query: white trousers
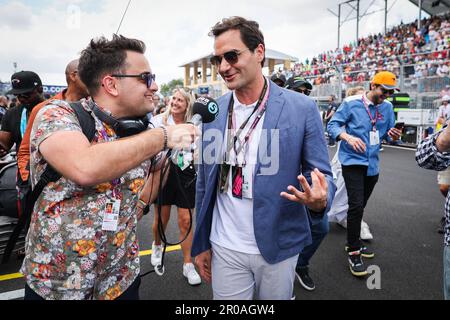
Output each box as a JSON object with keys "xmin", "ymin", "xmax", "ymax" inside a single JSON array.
[{"xmin": 211, "ymin": 242, "xmax": 298, "ymax": 300}]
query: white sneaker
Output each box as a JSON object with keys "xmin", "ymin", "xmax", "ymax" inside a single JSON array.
[
  {"xmin": 183, "ymin": 263, "xmax": 201, "ymax": 286},
  {"xmin": 337, "ymin": 219, "xmax": 347, "ymax": 229},
  {"xmin": 151, "ymin": 241, "xmax": 163, "ymax": 267},
  {"xmin": 360, "ymin": 220, "xmax": 373, "ymax": 240}
]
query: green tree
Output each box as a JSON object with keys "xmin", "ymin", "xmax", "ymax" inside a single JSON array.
[{"xmin": 160, "ymin": 78, "xmax": 184, "ymax": 97}]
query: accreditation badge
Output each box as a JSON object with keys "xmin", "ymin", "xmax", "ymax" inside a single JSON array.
[
  {"xmin": 370, "ymin": 130, "xmax": 380, "ymax": 146},
  {"xmin": 101, "ymin": 199, "xmax": 121, "ymax": 232},
  {"xmin": 231, "ymin": 165, "xmax": 243, "ymax": 199}
]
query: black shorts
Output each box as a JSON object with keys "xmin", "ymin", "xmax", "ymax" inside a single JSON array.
[{"xmin": 155, "ymin": 162, "xmax": 196, "ymax": 209}]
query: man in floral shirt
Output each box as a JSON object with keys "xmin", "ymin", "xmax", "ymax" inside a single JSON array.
[
  {"xmin": 21, "ymin": 35, "xmax": 196, "ymax": 300},
  {"xmin": 416, "ymin": 125, "xmax": 450, "ymax": 300}
]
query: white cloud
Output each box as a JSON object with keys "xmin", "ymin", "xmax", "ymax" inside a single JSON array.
[
  {"xmin": 0, "ymin": 1, "xmax": 34, "ymax": 29},
  {"xmin": 0, "ymin": 0, "xmax": 424, "ymax": 86}
]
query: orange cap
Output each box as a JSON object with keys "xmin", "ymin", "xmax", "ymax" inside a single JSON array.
[{"xmin": 371, "ymin": 71, "xmax": 399, "ymax": 90}]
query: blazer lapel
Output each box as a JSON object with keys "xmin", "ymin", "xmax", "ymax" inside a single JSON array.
[
  {"xmin": 255, "ymin": 82, "xmax": 286, "ymax": 175},
  {"xmin": 205, "ymin": 92, "xmax": 231, "ymax": 182}
]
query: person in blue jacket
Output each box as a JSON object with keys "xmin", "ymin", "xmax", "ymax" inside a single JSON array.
[
  {"xmin": 192, "ymin": 16, "xmax": 336, "ymax": 300},
  {"xmin": 327, "ymin": 71, "xmax": 402, "ymax": 277}
]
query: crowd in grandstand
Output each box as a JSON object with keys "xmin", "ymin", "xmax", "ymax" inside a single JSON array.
[{"xmin": 277, "ymin": 13, "xmax": 450, "ymax": 86}]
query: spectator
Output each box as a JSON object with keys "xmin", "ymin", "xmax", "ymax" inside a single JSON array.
[
  {"xmin": 17, "ymin": 59, "xmax": 89, "ymax": 184},
  {"xmin": 285, "ymin": 76, "xmax": 330, "ymax": 292},
  {"xmin": 0, "ymin": 96, "xmax": 7, "ymax": 124},
  {"xmin": 271, "ymin": 73, "xmax": 286, "ymax": 87},
  {"xmin": 327, "ymin": 71, "xmax": 402, "ymax": 277},
  {"xmin": 0, "ymin": 71, "xmax": 44, "ymax": 158},
  {"xmin": 293, "ymin": 13, "xmax": 450, "ymax": 85},
  {"xmin": 149, "ymin": 88, "xmax": 201, "ymax": 286},
  {"xmin": 437, "ymin": 61, "xmax": 450, "ymax": 77},
  {"xmin": 285, "ymin": 76, "xmax": 313, "ymax": 96},
  {"xmin": 11, "ymin": 60, "xmax": 90, "ymax": 231},
  {"xmin": 328, "ymin": 85, "xmax": 374, "ymax": 240},
  {"xmin": 437, "ymin": 95, "xmax": 450, "ymax": 132},
  {"xmin": 416, "ymin": 123, "xmax": 450, "ymax": 300},
  {"xmin": 324, "ymin": 95, "xmax": 338, "ymax": 147}
]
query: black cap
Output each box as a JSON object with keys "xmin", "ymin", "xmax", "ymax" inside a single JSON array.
[
  {"xmin": 271, "ymin": 73, "xmax": 286, "ymax": 86},
  {"xmin": 7, "ymin": 71, "xmax": 42, "ymax": 95},
  {"xmin": 285, "ymin": 76, "xmax": 312, "ymax": 91}
]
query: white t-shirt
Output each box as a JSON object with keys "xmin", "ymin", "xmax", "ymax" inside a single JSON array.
[
  {"xmin": 210, "ymin": 91, "xmax": 266, "ymax": 254},
  {"xmin": 150, "ymin": 113, "xmax": 175, "ymax": 128}
]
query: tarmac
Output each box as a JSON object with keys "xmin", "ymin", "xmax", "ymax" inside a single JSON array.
[{"xmin": 0, "ymin": 145, "xmax": 446, "ymax": 300}]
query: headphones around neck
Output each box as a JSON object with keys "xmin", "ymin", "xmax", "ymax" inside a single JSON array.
[{"xmin": 91, "ymin": 103, "xmax": 149, "ymax": 138}]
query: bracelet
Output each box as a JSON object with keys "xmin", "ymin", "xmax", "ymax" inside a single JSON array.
[
  {"xmin": 137, "ymin": 199, "xmax": 147, "ymax": 208},
  {"xmin": 137, "ymin": 199, "xmax": 150, "ymax": 215},
  {"xmin": 161, "ymin": 126, "xmax": 168, "ymax": 150}
]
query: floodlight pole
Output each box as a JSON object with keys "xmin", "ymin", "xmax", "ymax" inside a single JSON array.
[
  {"xmin": 418, "ymin": 0, "xmax": 422, "ymax": 30},
  {"xmin": 338, "ymin": 4, "xmax": 342, "ymax": 48},
  {"xmin": 330, "ymin": 0, "xmax": 391, "ymax": 49},
  {"xmin": 385, "ymin": 0, "xmax": 388, "ymax": 34},
  {"xmin": 356, "ymin": 0, "xmax": 360, "ymax": 44}
]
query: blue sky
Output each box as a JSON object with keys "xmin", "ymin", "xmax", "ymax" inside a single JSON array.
[{"xmin": 0, "ymin": 0, "xmax": 425, "ymax": 86}]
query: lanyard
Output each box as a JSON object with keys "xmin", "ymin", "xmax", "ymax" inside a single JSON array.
[
  {"xmin": 362, "ymin": 95, "xmax": 379, "ymax": 131},
  {"xmin": 20, "ymin": 108, "xmax": 28, "ymax": 138},
  {"xmin": 225, "ymin": 78, "xmax": 269, "ymax": 164}
]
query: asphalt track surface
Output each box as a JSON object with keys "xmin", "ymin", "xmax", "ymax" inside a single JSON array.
[{"xmin": 0, "ymin": 146, "xmax": 446, "ymax": 300}]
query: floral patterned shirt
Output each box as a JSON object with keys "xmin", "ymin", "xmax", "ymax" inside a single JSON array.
[{"xmin": 20, "ymin": 98, "xmax": 151, "ymax": 300}]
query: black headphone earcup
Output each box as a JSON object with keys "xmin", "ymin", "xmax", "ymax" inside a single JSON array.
[
  {"xmin": 115, "ymin": 118, "xmax": 149, "ymax": 137},
  {"xmin": 92, "ymin": 103, "xmax": 148, "ymax": 138}
]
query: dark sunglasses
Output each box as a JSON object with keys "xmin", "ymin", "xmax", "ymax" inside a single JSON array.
[
  {"xmin": 295, "ymin": 88, "xmax": 312, "ymax": 96},
  {"xmin": 111, "ymin": 72, "xmax": 156, "ymax": 88},
  {"xmin": 17, "ymin": 92, "xmax": 32, "ymax": 99},
  {"xmin": 380, "ymin": 87, "xmax": 395, "ymax": 96},
  {"xmin": 210, "ymin": 49, "xmax": 249, "ymax": 67}
]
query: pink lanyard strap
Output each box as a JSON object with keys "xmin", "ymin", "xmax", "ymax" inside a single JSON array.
[
  {"xmin": 362, "ymin": 95, "xmax": 379, "ymax": 130},
  {"xmin": 225, "ymin": 78, "xmax": 269, "ymax": 163}
]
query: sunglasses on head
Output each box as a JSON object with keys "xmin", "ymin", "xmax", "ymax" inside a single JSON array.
[
  {"xmin": 111, "ymin": 72, "xmax": 156, "ymax": 88},
  {"xmin": 210, "ymin": 48, "xmax": 249, "ymax": 67},
  {"xmin": 380, "ymin": 87, "xmax": 395, "ymax": 96}
]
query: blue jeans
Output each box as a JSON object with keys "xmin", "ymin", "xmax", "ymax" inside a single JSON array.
[
  {"xmin": 445, "ymin": 246, "xmax": 450, "ymax": 300},
  {"xmin": 296, "ymin": 214, "xmax": 329, "ymax": 268}
]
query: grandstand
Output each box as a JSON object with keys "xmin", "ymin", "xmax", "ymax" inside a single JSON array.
[
  {"xmin": 270, "ymin": 1, "xmax": 449, "ymax": 146},
  {"xmin": 292, "ymin": 12, "xmax": 450, "ymax": 110}
]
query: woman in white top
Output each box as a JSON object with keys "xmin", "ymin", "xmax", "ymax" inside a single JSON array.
[{"xmin": 149, "ymin": 88, "xmax": 201, "ymax": 285}]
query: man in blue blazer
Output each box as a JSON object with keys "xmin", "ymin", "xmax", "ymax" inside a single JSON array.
[{"xmin": 192, "ymin": 16, "xmax": 336, "ymax": 300}]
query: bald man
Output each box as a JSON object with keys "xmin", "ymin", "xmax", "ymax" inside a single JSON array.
[{"xmin": 17, "ymin": 59, "xmax": 89, "ymax": 182}]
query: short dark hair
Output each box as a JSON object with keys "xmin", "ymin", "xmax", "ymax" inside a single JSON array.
[
  {"xmin": 209, "ymin": 16, "xmax": 265, "ymax": 67},
  {"xmin": 78, "ymin": 34, "xmax": 146, "ymax": 96}
]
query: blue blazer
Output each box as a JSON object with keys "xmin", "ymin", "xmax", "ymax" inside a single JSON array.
[{"xmin": 192, "ymin": 80, "xmax": 336, "ymax": 264}]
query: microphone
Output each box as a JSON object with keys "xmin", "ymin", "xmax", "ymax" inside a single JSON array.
[{"xmin": 189, "ymin": 96, "xmax": 219, "ymax": 126}]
